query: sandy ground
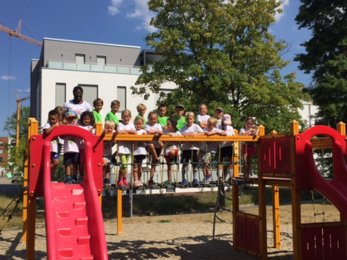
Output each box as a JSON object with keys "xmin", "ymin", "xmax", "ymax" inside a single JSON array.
[{"xmin": 0, "ymin": 203, "xmax": 340, "ymax": 260}]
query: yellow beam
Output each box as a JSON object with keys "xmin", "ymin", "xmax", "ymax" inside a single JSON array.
[
  {"xmin": 272, "ymin": 185, "xmax": 280, "ymax": 248},
  {"xmin": 117, "ymin": 189, "xmax": 123, "ymax": 235}
]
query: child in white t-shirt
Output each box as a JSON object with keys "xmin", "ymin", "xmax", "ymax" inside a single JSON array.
[
  {"xmin": 240, "ymin": 117, "xmax": 258, "ymax": 181},
  {"xmin": 63, "ymin": 110, "xmax": 80, "ymax": 184},
  {"xmin": 219, "ymin": 114, "xmax": 235, "ymax": 181},
  {"xmin": 197, "ymin": 103, "xmax": 210, "ymax": 129},
  {"xmin": 103, "ymin": 120, "xmax": 116, "ymax": 185},
  {"xmin": 179, "ymin": 112, "xmax": 204, "ymax": 187},
  {"xmin": 133, "ymin": 116, "xmax": 147, "ymax": 188},
  {"xmin": 117, "ymin": 109, "xmax": 137, "ymax": 188},
  {"xmin": 79, "ymin": 111, "xmax": 95, "ymax": 133},
  {"xmin": 203, "ymin": 117, "xmax": 226, "ymax": 183},
  {"xmin": 145, "ymin": 111, "xmax": 163, "ymax": 187},
  {"xmin": 163, "ymin": 118, "xmax": 181, "ymax": 187},
  {"xmin": 42, "ymin": 109, "xmax": 61, "ymax": 175}
]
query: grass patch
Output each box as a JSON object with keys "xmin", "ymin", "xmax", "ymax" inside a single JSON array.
[
  {"xmin": 0, "ymin": 185, "xmax": 318, "ymax": 230},
  {"xmin": 0, "ymin": 195, "xmax": 23, "ymax": 229}
]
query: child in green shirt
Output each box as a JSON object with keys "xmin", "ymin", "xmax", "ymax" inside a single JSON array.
[
  {"xmin": 105, "ymin": 100, "xmax": 120, "ymax": 126},
  {"xmin": 92, "ymin": 98, "xmax": 103, "ymax": 124},
  {"xmin": 158, "ymin": 104, "xmax": 168, "ymax": 128}
]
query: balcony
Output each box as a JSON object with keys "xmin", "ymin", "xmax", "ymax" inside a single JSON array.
[{"xmin": 47, "ymin": 61, "xmax": 142, "ymax": 75}]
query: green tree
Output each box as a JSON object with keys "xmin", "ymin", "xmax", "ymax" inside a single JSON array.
[
  {"xmin": 296, "ymin": 1, "xmax": 347, "ymax": 125},
  {"xmin": 134, "ymin": 0, "xmax": 307, "ymax": 131},
  {"xmin": 3, "ymin": 106, "xmax": 30, "ymax": 175}
]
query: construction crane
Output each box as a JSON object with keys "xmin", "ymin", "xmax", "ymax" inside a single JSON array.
[{"xmin": 0, "ymin": 20, "xmax": 42, "ymax": 47}]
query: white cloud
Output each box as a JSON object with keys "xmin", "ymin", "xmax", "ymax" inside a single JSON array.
[
  {"xmin": 16, "ymin": 88, "xmax": 30, "ymax": 93},
  {"xmin": 108, "ymin": 0, "xmax": 124, "ymax": 16},
  {"xmin": 1, "ymin": 75, "xmax": 16, "ymax": 81},
  {"xmin": 275, "ymin": 0, "xmax": 290, "ymax": 22},
  {"xmin": 126, "ymin": 0, "xmax": 156, "ymax": 32}
]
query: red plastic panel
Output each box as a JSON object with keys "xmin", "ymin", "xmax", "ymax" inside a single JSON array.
[
  {"xmin": 234, "ymin": 212, "xmax": 261, "ymax": 255},
  {"xmin": 295, "ymin": 125, "xmax": 347, "ymax": 189},
  {"xmin": 29, "ymin": 135, "xmax": 44, "ymax": 197},
  {"xmin": 259, "ymin": 138, "xmax": 276, "ymax": 174},
  {"xmin": 259, "ymin": 136, "xmax": 292, "ymax": 178},
  {"xmin": 275, "ymin": 137, "xmax": 291, "ymax": 176},
  {"xmin": 28, "ymin": 125, "xmax": 104, "ymax": 197},
  {"xmin": 301, "ymin": 224, "xmax": 346, "ymax": 259}
]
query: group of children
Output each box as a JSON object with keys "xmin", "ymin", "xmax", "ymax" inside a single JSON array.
[{"xmin": 44, "ymin": 98, "xmax": 258, "ymax": 187}]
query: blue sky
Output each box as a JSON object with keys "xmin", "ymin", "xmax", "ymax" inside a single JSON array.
[{"xmin": 0, "ymin": 0, "xmax": 311, "ymax": 136}]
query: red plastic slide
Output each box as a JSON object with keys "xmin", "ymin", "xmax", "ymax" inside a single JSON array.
[
  {"xmin": 30, "ymin": 126, "xmax": 108, "ymax": 259},
  {"xmin": 296, "ymin": 125, "xmax": 347, "ymax": 218}
]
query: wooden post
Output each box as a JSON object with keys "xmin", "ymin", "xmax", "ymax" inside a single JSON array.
[
  {"xmin": 258, "ymin": 125, "xmax": 265, "ymax": 136},
  {"xmin": 233, "ymin": 141, "xmax": 239, "ymax": 177},
  {"xmin": 95, "ymin": 122, "xmax": 103, "ymax": 206},
  {"xmin": 117, "ymin": 189, "xmax": 123, "ymax": 235},
  {"xmin": 273, "ymin": 185, "xmax": 280, "ymax": 248},
  {"xmin": 258, "ymin": 176, "xmax": 267, "ymax": 259},
  {"xmin": 290, "ymin": 122, "xmax": 301, "ymax": 260},
  {"xmin": 290, "ymin": 120, "xmax": 299, "ymax": 135},
  {"xmin": 258, "ymin": 130, "xmax": 267, "ymax": 259},
  {"xmin": 23, "ymin": 118, "xmax": 38, "ymax": 260},
  {"xmin": 337, "ymin": 121, "xmax": 346, "ymax": 136}
]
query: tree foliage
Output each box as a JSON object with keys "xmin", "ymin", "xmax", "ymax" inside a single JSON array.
[
  {"xmin": 296, "ymin": 0, "xmax": 347, "ymax": 125},
  {"xmin": 3, "ymin": 106, "xmax": 30, "ymax": 174},
  {"xmin": 134, "ymin": 0, "xmax": 307, "ymax": 131}
]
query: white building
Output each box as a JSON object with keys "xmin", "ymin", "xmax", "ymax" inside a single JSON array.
[
  {"xmin": 299, "ymin": 101, "xmax": 320, "ymax": 127},
  {"xmin": 30, "ymin": 38, "xmax": 319, "ymax": 129},
  {"xmin": 30, "ymin": 38, "xmax": 175, "ymax": 126}
]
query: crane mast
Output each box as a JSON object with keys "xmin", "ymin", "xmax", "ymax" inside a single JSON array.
[{"xmin": 0, "ymin": 21, "xmax": 42, "ymax": 47}]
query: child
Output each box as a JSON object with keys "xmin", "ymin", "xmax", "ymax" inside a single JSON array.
[
  {"xmin": 202, "ymin": 117, "xmax": 226, "ymax": 184},
  {"xmin": 180, "ymin": 112, "xmax": 204, "ymax": 187},
  {"xmin": 92, "ymin": 98, "xmax": 104, "ymax": 124},
  {"xmin": 42, "ymin": 109, "xmax": 61, "ymax": 174},
  {"xmin": 219, "ymin": 114, "xmax": 235, "ymax": 181},
  {"xmin": 214, "ymin": 107, "xmax": 224, "ymax": 128},
  {"xmin": 240, "ymin": 117, "xmax": 258, "ymax": 180},
  {"xmin": 79, "ymin": 111, "xmax": 95, "ymax": 133},
  {"xmin": 103, "ymin": 121, "xmax": 116, "ymax": 185},
  {"xmin": 117, "ymin": 109, "xmax": 137, "ymax": 188},
  {"xmin": 53, "ymin": 106, "xmax": 66, "ymax": 157},
  {"xmin": 158, "ymin": 104, "xmax": 168, "ymax": 128},
  {"xmin": 136, "ymin": 103, "xmax": 147, "ymax": 125},
  {"xmin": 63, "ymin": 110, "xmax": 80, "ymax": 183},
  {"xmin": 105, "ymin": 100, "xmax": 120, "ymax": 127},
  {"xmin": 133, "ymin": 116, "xmax": 147, "ymax": 188},
  {"xmin": 54, "ymin": 106, "xmax": 66, "ymax": 125},
  {"xmin": 174, "ymin": 104, "xmax": 186, "ymax": 130},
  {"xmin": 197, "ymin": 103, "xmax": 210, "ymax": 129},
  {"xmin": 163, "ymin": 118, "xmax": 181, "ymax": 187},
  {"xmin": 145, "ymin": 111, "xmax": 163, "ymax": 187}
]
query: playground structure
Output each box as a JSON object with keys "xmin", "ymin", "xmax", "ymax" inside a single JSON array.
[{"xmin": 21, "ymin": 118, "xmax": 347, "ymax": 259}]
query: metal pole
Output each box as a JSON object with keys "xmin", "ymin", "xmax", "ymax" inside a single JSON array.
[{"xmin": 16, "ymin": 100, "xmax": 20, "ymax": 148}]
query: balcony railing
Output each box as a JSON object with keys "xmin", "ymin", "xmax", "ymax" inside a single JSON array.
[{"xmin": 47, "ymin": 61, "xmax": 142, "ymax": 75}]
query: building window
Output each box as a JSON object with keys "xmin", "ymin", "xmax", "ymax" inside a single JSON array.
[
  {"xmin": 75, "ymin": 54, "xmax": 85, "ymax": 64},
  {"xmin": 97, "ymin": 56, "xmax": 106, "ymax": 66},
  {"xmin": 79, "ymin": 85, "xmax": 98, "ymax": 106},
  {"xmin": 117, "ymin": 86, "xmax": 126, "ymax": 111},
  {"xmin": 0, "ymin": 150, "xmax": 3, "ymax": 154},
  {"xmin": 55, "ymin": 83, "xmax": 66, "ymax": 107}
]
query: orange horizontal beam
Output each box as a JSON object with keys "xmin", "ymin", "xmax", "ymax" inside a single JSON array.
[{"xmin": 102, "ymin": 133, "xmax": 261, "ymax": 142}]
